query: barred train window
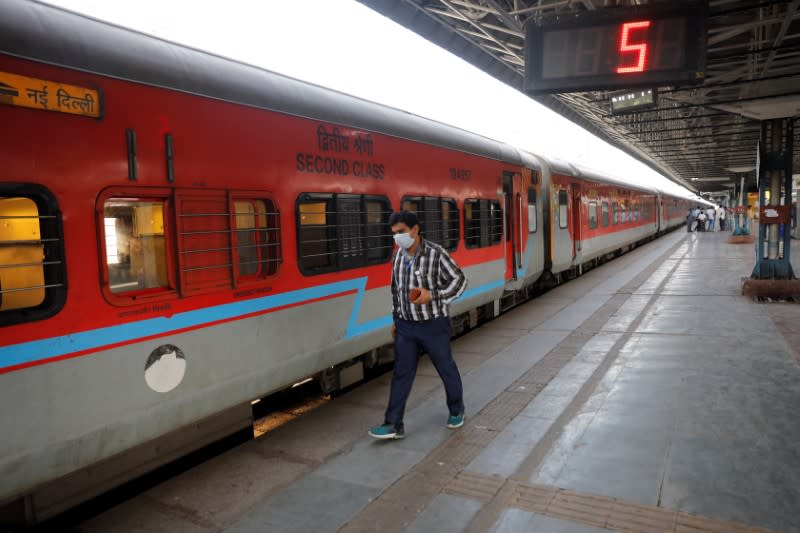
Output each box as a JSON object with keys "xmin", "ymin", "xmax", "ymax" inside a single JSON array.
[
  {"xmin": 104, "ymin": 199, "xmax": 168, "ymax": 293},
  {"xmin": 490, "ymin": 201, "xmax": 503, "ymax": 244},
  {"xmin": 527, "ymin": 188, "xmax": 537, "ymax": 233},
  {"xmin": 234, "ymin": 199, "xmax": 280, "ymax": 277},
  {"xmin": 441, "ymin": 199, "xmax": 459, "ymax": 251},
  {"xmin": 558, "ymin": 189, "xmax": 568, "ymax": 229},
  {"xmin": 0, "ymin": 186, "xmax": 66, "ymax": 326},
  {"xmin": 297, "ymin": 193, "xmax": 391, "ymax": 275},
  {"xmin": 588, "ymin": 201, "xmax": 598, "ymax": 229},
  {"xmin": 103, "ymin": 193, "xmax": 281, "ymax": 299},
  {"xmin": 612, "ymin": 202, "xmax": 618, "ymax": 225},
  {"xmin": 602, "ymin": 202, "xmax": 609, "ymax": 227},
  {"xmin": 464, "ymin": 199, "xmax": 502, "ymax": 248},
  {"xmin": 401, "ymin": 196, "xmax": 458, "ymax": 251}
]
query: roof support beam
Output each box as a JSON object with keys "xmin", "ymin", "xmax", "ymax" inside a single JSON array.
[
  {"xmin": 759, "ymin": 0, "xmax": 800, "ymax": 77},
  {"xmin": 433, "ymin": 0, "xmax": 522, "ymax": 61}
]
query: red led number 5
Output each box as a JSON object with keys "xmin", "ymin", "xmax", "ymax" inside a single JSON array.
[{"xmin": 616, "ymin": 21, "xmax": 651, "ymax": 74}]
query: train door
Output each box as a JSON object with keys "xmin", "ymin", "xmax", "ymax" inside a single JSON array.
[
  {"xmin": 571, "ymin": 182, "xmax": 582, "ymax": 259},
  {"xmin": 502, "ymin": 171, "xmax": 523, "ymax": 280},
  {"xmin": 502, "ymin": 172, "xmax": 515, "ymax": 280},
  {"xmin": 657, "ymin": 197, "xmax": 664, "ymax": 231}
]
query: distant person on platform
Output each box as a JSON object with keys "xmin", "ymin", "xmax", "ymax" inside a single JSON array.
[
  {"xmin": 706, "ymin": 206, "xmax": 716, "ymax": 231},
  {"xmin": 717, "ymin": 206, "xmax": 726, "ymax": 231},
  {"xmin": 687, "ymin": 208, "xmax": 696, "ymax": 232},
  {"xmin": 369, "ymin": 210, "xmax": 467, "ymax": 440},
  {"xmin": 696, "ymin": 208, "xmax": 707, "ymax": 232}
]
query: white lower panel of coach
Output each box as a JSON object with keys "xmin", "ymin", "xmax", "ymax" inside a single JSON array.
[
  {"xmin": 0, "ymin": 260, "xmax": 505, "ymax": 507},
  {"xmin": 573, "ymin": 224, "xmax": 657, "ymax": 271}
]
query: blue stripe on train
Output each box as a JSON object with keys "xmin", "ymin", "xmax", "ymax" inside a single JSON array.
[{"xmin": 1, "ymin": 277, "xmax": 506, "ymax": 370}]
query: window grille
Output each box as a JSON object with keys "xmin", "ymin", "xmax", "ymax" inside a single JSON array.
[
  {"xmin": 297, "ymin": 193, "xmax": 391, "ymax": 275},
  {"xmin": 464, "ymin": 199, "xmax": 503, "ymax": 248},
  {"xmin": 401, "ymin": 196, "xmax": 459, "ymax": 251},
  {"xmin": 0, "ymin": 185, "xmax": 66, "ymax": 326}
]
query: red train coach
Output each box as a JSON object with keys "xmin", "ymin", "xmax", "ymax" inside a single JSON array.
[
  {"xmin": 0, "ymin": 0, "xmax": 549, "ymax": 523},
  {"xmin": 0, "ymin": 1, "xmax": 691, "ymax": 525},
  {"xmin": 534, "ymin": 156, "xmax": 661, "ymax": 278}
]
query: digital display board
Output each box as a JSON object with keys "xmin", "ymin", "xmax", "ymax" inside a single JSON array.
[
  {"xmin": 525, "ymin": 3, "xmax": 707, "ymax": 94},
  {"xmin": 610, "ymin": 88, "xmax": 657, "ymax": 114}
]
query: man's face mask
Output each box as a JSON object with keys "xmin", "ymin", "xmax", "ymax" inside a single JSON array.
[{"xmin": 393, "ymin": 232, "xmax": 415, "ymax": 249}]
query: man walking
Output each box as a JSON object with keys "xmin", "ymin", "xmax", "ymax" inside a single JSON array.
[
  {"xmin": 369, "ymin": 211, "xmax": 467, "ymax": 440},
  {"xmin": 691, "ymin": 206, "xmax": 701, "ymax": 232}
]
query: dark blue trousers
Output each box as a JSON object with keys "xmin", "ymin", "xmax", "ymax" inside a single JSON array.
[{"xmin": 385, "ymin": 317, "xmax": 464, "ymax": 427}]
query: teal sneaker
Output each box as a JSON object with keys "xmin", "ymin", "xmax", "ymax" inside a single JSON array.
[
  {"xmin": 447, "ymin": 414, "xmax": 465, "ymax": 429},
  {"xmin": 368, "ymin": 423, "xmax": 405, "ymax": 440}
]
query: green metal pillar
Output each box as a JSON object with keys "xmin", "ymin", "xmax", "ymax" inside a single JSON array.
[{"xmin": 751, "ymin": 118, "xmax": 795, "ymax": 279}]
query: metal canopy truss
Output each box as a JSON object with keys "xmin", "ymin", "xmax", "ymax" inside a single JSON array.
[{"xmin": 359, "ymin": 0, "xmax": 800, "ymax": 192}]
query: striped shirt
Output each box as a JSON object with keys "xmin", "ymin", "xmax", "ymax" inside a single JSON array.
[{"xmin": 391, "ymin": 237, "xmax": 467, "ymax": 321}]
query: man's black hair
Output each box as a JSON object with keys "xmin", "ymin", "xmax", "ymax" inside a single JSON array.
[{"xmin": 389, "ymin": 210, "xmax": 420, "ymax": 229}]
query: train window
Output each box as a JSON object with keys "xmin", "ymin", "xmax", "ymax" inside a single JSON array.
[
  {"xmin": 527, "ymin": 188, "xmax": 537, "ymax": 233},
  {"xmin": 634, "ymin": 204, "xmax": 640, "ymax": 222},
  {"xmin": 620, "ymin": 203, "xmax": 626, "ymax": 223},
  {"xmin": 104, "ymin": 199, "xmax": 169, "ymax": 294},
  {"xmin": 558, "ymin": 189, "xmax": 568, "ymax": 229},
  {"xmin": 0, "ymin": 186, "xmax": 66, "ymax": 326},
  {"xmin": 602, "ymin": 202, "xmax": 609, "ymax": 227},
  {"xmin": 490, "ymin": 200, "xmax": 503, "ymax": 244},
  {"xmin": 172, "ymin": 193, "xmax": 280, "ymax": 295},
  {"xmin": 366, "ymin": 197, "xmax": 393, "ymax": 263},
  {"xmin": 612, "ymin": 202, "xmax": 618, "ymax": 225},
  {"xmin": 401, "ymin": 196, "xmax": 458, "ymax": 251},
  {"xmin": 337, "ymin": 195, "xmax": 364, "ymax": 270},
  {"xmin": 588, "ymin": 201, "xmax": 598, "ymax": 229},
  {"xmin": 234, "ymin": 199, "xmax": 281, "ymax": 278},
  {"xmin": 235, "ymin": 201, "xmax": 258, "ymax": 277},
  {"xmin": 298, "ymin": 195, "xmax": 336, "ymax": 274},
  {"xmin": 464, "ymin": 199, "xmax": 496, "ymax": 248},
  {"xmin": 422, "ymin": 197, "xmax": 442, "ymax": 244},
  {"xmin": 297, "ymin": 193, "xmax": 391, "ymax": 275},
  {"xmin": 401, "ymin": 198, "xmax": 420, "ymax": 214},
  {"xmin": 464, "ymin": 200, "xmax": 480, "ymax": 248},
  {"xmin": 441, "ymin": 199, "xmax": 459, "ymax": 251}
]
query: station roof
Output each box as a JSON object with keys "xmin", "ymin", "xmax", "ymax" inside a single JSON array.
[{"xmin": 358, "ymin": 0, "xmax": 800, "ymax": 193}]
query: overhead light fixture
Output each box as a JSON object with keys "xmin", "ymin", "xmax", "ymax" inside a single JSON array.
[
  {"xmin": 724, "ymin": 166, "xmax": 756, "ymax": 173},
  {"xmin": 696, "ymin": 177, "xmax": 731, "ymax": 181}
]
